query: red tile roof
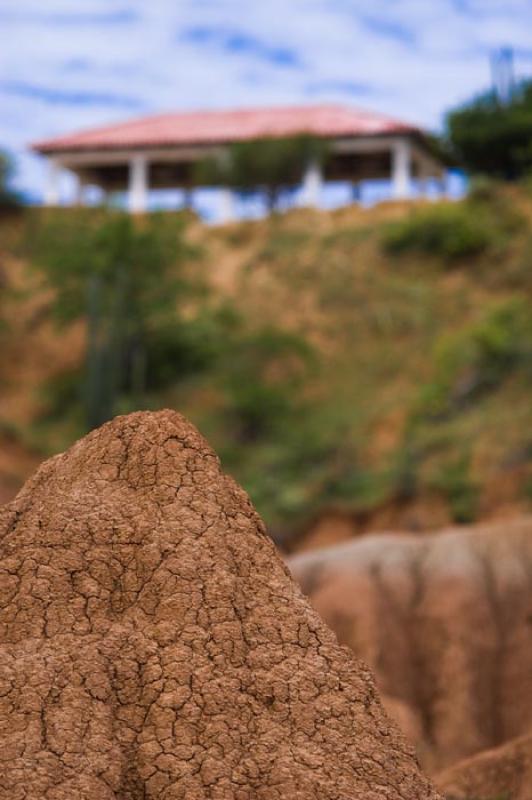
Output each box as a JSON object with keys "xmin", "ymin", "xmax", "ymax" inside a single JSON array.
[{"xmin": 31, "ymin": 104, "xmax": 420, "ymax": 154}]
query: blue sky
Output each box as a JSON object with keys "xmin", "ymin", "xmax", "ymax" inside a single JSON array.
[{"xmin": 2, "ymin": 0, "xmax": 532, "ymax": 200}]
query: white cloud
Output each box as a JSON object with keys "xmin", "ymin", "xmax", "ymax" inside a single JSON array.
[{"xmin": 1, "ymin": 0, "xmax": 531, "ymax": 198}]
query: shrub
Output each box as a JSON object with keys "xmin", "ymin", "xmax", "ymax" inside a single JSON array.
[
  {"xmin": 220, "ymin": 326, "xmax": 314, "ymax": 443},
  {"xmin": 382, "ymin": 203, "xmax": 494, "ymax": 262},
  {"xmin": 144, "ymin": 306, "xmax": 236, "ymax": 390},
  {"xmin": 429, "ymin": 453, "xmax": 479, "ymax": 523},
  {"xmin": 417, "ymin": 297, "xmax": 532, "ymax": 419},
  {"xmin": 467, "ymin": 175, "xmax": 502, "ymax": 204}
]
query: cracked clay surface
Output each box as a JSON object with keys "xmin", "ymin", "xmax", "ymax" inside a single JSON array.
[{"xmin": 0, "ymin": 410, "xmax": 439, "ymax": 799}]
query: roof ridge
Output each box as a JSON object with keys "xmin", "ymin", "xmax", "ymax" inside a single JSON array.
[{"xmin": 31, "ymin": 103, "xmax": 420, "ymax": 154}]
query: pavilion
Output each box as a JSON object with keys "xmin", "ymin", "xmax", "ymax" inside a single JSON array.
[{"xmin": 31, "ymin": 104, "xmax": 445, "ymax": 219}]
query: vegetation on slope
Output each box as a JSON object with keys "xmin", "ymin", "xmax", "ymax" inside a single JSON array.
[{"xmin": 1, "ymin": 184, "xmax": 532, "ymax": 544}]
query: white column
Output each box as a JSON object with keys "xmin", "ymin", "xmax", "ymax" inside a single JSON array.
[
  {"xmin": 44, "ymin": 158, "xmax": 60, "ymax": 206},
  {"xmin": 391, "ymin": 138, "xmax": 412, "ymax": 200},
  {"xmin": 219, "ymin": 187, "xmax": 235, "ymax": 223},
  {"xmin": 300, "ymin": 158, "xmax": 323, "ymax": 208},
  {"xmin": 128, "ymin": 154, "xmax": 148, "ymax": 213}
]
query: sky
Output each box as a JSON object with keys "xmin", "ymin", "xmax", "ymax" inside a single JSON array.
[{"xmin": 2, "ymin": 0, "xmax": 532, "ymax": 202}]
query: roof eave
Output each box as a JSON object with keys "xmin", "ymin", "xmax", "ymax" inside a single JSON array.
[{"xmin": 31, "ymin": 126, "xmax": 424, "ymax": 157}]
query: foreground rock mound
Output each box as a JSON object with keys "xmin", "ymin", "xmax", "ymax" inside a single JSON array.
[
  {"xmin": 0, "ymin": 411, "xmax": 438, "ymax": 799},
  {"xmin": 288, "ymin": 522, "xmax": 532, "ymax": 773},
  {"xmin": 436, "ymin": 731, "xmax": 532, "ymax": 800}
]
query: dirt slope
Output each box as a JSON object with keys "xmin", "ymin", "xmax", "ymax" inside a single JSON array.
[
  {"xmin": 5, "ymin": 188, "xmax": 532, "ymax": 540},
  {"xmin": 288, "ymin": 520, "xmax": 532, "ymax": 773},
  {"xmin": 0, "ymin": 410, "xmax": 439, "ymax": 799}
]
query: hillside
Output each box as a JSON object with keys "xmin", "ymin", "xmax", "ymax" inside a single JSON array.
[{"xmin": 1, "ymin": 183, "xmax": 532, "ymax": 548}]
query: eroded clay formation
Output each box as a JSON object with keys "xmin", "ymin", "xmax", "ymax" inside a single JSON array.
[
  {"xmin": 288, "ymin": 521, "xmax": 532, "ymax": 774},
  {"xmin": 436, "ymin": 731, "xmax": 532, "ymax": 800},
  {"xmin": 0, "ymin": 410, "xmax": 439, "ymax": 799}
]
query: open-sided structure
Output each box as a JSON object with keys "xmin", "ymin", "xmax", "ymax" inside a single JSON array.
[{"xmin": 32, "ymin": 104, "xmax": 445, "ymax": 217}]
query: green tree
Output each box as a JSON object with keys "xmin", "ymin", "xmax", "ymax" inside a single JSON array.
[
  {"xmin": 0, "ymin": 150, "xmax": 22, "ymax": 211},
  {"xmin": 219, "ymin": 325, "xmax": 314, "ymax": 442},
  {"xmin": 446, "ymin": 80, "xmax": 532, "ymax": 179},
  {"xmin": 28, "ymin": 210, "xmax": 201, "ymax": 429},
  {"xmin": 196, "ymin": 135, "xmax": 328, "ymax": 212}
]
